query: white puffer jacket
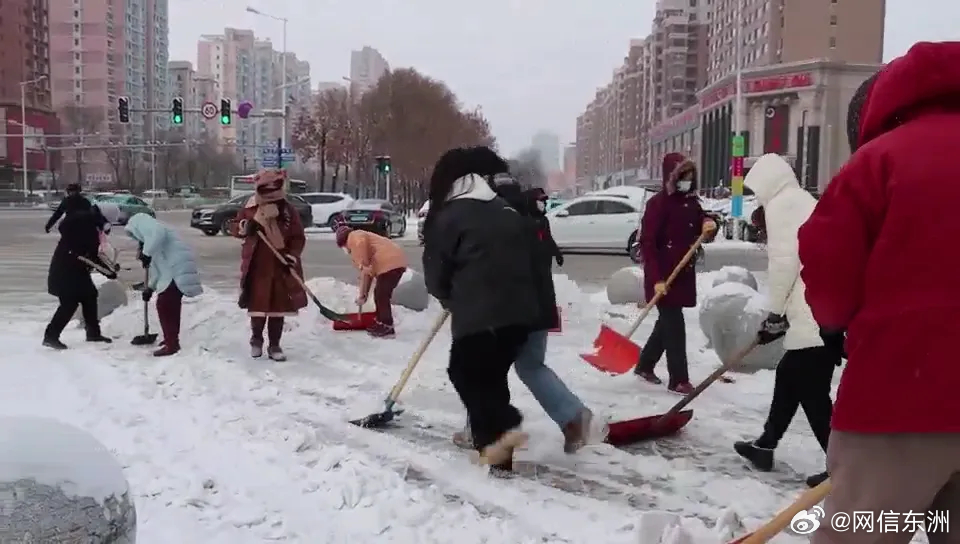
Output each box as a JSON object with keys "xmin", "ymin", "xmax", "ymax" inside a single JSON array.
[{"xmin": 743, "ymin": 154, "xmax": 823, "ymax": 350}]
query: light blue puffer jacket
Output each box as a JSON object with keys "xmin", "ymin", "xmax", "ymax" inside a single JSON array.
[{"xmin": 125, "ymin": 214, "xmax": 203, "ymax": 297}]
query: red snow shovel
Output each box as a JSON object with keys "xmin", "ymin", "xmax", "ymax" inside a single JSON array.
[
  {"xmin": 728, "ymin": 479, "xmax": 831, "ymax": 543},
  {"xmin": 332, "ymin": 306, "xmax": 377, "ymax": 331},
  {"xmin": 605, "ymin": 339, "xmax": 758, "ymax": 445},
  {"xmin": 581, "ymin": 229, "xmax": 713, "ymax": 374}
]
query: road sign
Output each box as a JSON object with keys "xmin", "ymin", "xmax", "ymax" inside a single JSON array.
[{"xmin": 201, "ymin": 102, "xmax": 218, "ymax": 120}]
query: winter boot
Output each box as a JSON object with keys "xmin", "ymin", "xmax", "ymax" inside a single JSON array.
[
  {"xmin": 367, "ymin": 321, "xmax": 396, "ymax": 338},
  {"xmin": 734, "ymin": 440, "xmax": 775, "ymax": 472},
  {"xmin": 668, "ymin": 382, "xmax": 693, "ymax": 395},
  {"xmin": 42, "ymin": 337, "xmax": 67, "ymax": 350},
  {"xmin": 250, "ymin": 317, "xmax": 266, "ymax": 358},
  {"xmin": 806, "ymin": 471, "xmax": 829, "ymax": 488},
  {"xmin": 86, "ymin": 333, "xmax": 112, "ymax": 343},
  {"xmin": 477, "ymin": 429, "xmax": 528, "ymax": 467},
  {"xmin": 562, "ymin": 408, "xmax": 594, "ymax": 454},
  {"xmin": 153, "ymin": 342, "xmax": 180, "ymax": 357},
  {"xmin": 267, "ymin": 346, "xmax": 287, "ymax": 361},
  {"xmin": 634, "ymin": 368, "xmax": 663, "ymax": 384},
  {"xmin": 250, "ymin": 343, "xmax": 263, "ymax": 358}
]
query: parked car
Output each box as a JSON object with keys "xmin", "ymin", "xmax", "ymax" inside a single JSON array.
[
  {"xmin": 547, "ymin": 195, "xmax": 646, "ymax": 254},
  {"xmin": 330, "ymin": 199, "xmax": 406, "ymax": 238},
  {"xmin": 300, "ymin": 192, "xmax": 354, "ymax": 227},
  {"xmin": 190, "ymin": 194, "xmax": 313, "ymax": 236},
  {"xmin": 416, "ymin": 201, "xmax": 430, "ymax": 244},
  {"xmin": 92, "ymin": 194, "xmax": 156, "ymax": 225}
]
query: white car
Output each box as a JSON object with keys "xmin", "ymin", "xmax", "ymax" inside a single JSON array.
[
  {"xmin": 547, "ymin": 194, "xmax": 646, "ymax": 254},
  {"xmin": 301, "ymin": 192, "xmax": 354, "ymax": 227}
]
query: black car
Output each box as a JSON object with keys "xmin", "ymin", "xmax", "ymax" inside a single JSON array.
[
  {"xmin": 190, "ymin": 194, "xmax": 314, "ymax": 236},
  {"xmin": 330, "ymin": 199, "xmax": 406, "ymax": 238}
]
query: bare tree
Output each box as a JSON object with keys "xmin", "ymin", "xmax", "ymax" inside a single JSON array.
[
  {"xmin": 291, "ymin": 88, "xmax": 352, "ymax": 191},
  {"xmin": 57, "ymin": 105, "xmax": 104, "ymax": 184}
]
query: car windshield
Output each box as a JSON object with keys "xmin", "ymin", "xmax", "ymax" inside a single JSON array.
[{"xmin": 101, "ymin": 196, "xmax": 130, "ymax": 204}]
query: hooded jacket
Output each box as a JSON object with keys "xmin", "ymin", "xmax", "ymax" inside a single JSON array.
[
  {"xmin": 421, "ymin": 174, "xmax": 539, "ymax": 339},
  {"xmin": 743, "ymin": 154, "xmax": 822, "ymax": 350},
  {"xmin": 639, "ymin": 154, "xmax": 708, "ymax": 307},
  {"xmin": 798, "ymin": 41, "xmax": 960, "ymax": 433},
  {"xmin": 125, "ymin": 213, "xmax": 203, "ymax": 297}
]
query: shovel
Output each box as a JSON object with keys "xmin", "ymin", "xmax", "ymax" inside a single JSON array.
[
  {"xmin": 605, "ymin": 339, "xmax": 758, "ymax": 445},
  {"xmin": 131, "ymin": 266, "xmax": 159, "ymax": 346},
  {"xmin": 728, "ymin": 479, "xmax": 831, "ymax": 543},
  {"xmin": 581, "ymin": 229, "xmax": 713, "ymax": 374},
  {"xmin": 332, "ymin": 306, "xmax": 377, "ymax": 331},
  {"xmin": 255, "ymin": 230, "xmax": 347, "ymax": 322},
  {"xmin": 350, "ymin": 311, "xmax": 449, "ymax": 428}
]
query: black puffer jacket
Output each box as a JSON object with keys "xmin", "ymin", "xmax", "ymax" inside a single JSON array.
[
  {"xmin": 422, "ymin": 175, "xmax": 540, "ymax": 339},
  {"xmin": 47, "ymin": 209, "xmax": 105, "ymax": 300}
]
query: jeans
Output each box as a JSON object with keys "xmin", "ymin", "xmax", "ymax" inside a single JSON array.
[{"xmin": 513, "ymin": 330, "xmax": 585, "ymax": 428}]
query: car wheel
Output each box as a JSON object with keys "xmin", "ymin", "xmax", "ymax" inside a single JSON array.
[
  {"xmin": 397, "ymin": 217, "xmax": 406, "ymax": 237},
  {"xmin": 626, "ymin": 231, "xmax": 637, "ymax": 255},
  {"xmin": 220, "ymin": 221, "xmax": 231, "ymax": 235},
  {"xmin": 723, "ymin": 219, "xmax": 734, "ymax": 240},
  {"xmin": 203, "ymin": 229, "xmax": 218, "ymax": 236}
]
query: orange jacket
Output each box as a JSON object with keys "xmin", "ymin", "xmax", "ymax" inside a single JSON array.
[{"xmin": 345, "ymin": 230, "xmax": 406, "ymax": 277}]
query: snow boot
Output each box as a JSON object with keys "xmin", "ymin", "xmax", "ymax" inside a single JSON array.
[
  {"xmin": 634, "ymin": 368, "xmax": 663, "ymax": 384},
  {"xmin": 42, "ymin": 337, "xmax": 67, "ymax": 350},
  {"xmin": 562, "ymin": 408, "xmax": 594, "ymax": 454},
  {"xmin": 668, "ymin": 381, "xmax": 693, "ymax": 395},
  {"xmin": 806, "ymin": 471, "xmax": 829, "ymax": 488},
  {"xmin": 267, "ymin": 346, "xmax": 286, "ymax": 361},
  {"xmin": 153, "ymin": 343, "xmax": 180, "ymax": 357},
  {"xmin": 367, "ymin": 322, "xmax": 396, "ymax": 338},
  {"xmin": 477, "ymin": 429, "xmax": 528, "ymax": 466},
  {"xmin": 734, "ymin": 440, "xmax": 774, "ymax": 472},
  {"xmin": 86, "ymin": 333, "xmax": 112, "ymax": 343},
  {"xmin": 250, "ymin": 344, "xmax": 263, "ymax": 358}
]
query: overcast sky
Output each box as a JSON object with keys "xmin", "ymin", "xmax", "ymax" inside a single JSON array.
[{"xmin": 170, "ymin": 0, "xmax": 960, "ymax": 156}]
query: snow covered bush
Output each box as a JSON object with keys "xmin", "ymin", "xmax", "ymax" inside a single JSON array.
[
  {"xmin": 606, "ymin": 266, "xmax": 643, "ymax": 304},
  {"xmin": 698, "ymin": 282, "xmax": 783, "ymax": 372},
  {"xmin": 0, "ymin": 417, "xmax": 136, "ymax": 542}
]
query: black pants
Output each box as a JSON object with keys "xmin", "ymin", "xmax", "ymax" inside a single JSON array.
[
  {"xmin": 45, "ymin": 292, "xmax": 99, "ymax": 340},
  {"xmin": 447, "ymin": 325, "xmax": 529, "ymax": 452},
  {"xmin": 636, "ymin": 305, "xmax": 689, "ymax": 385},
  {"xmin": 757, "ymin": 346, "xmax": 837, "ymax": 451}
]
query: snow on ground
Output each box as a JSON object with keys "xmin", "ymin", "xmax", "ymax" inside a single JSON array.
[{"xmin": 1, "ymin": 272, "xmax": 833, "ymax": 543}]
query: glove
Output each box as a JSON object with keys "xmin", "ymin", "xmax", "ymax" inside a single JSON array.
[
  {"xmin": 142, "ymin": 288, "xmax": 154, "ymax": 302},
  {"xmin": 820, "ymin": 328, "xmax": 847, "ymax": 363},
  {"xmin": 282, "ymin": 253, "xmax": 297, "ymax": 269},
  {"xmin": 241, "ymin": 219, "xmax": 260, "ymax": 237},
  {"xmin": 757, "ymin": 313, "xmax": 789, "ymax": 345},
  {"xmin": 555, "ymin": 254, "xmax": 564, "ymax": 267},
  {"xmin": 653, "ymin": 282, "xmax": 668, "ymax": 296},
  {"xmin": 355, "ymin": 293, "xmax": 367, "ymax": 306},
  {"xmin": 45, "ymin": 226, "xmax": 50, "ymax": 234},
  {"xmin": 702, "ymin": 220, "xmax": 717, "ymax": 234},
  {"xmin": 138, "ymin": 252, "xmax": 151, "ymax": 268}
]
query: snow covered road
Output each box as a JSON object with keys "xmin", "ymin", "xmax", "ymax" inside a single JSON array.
[{"xmin": 0, "ymin": 273, "xmax": 837, "ymax": 543}]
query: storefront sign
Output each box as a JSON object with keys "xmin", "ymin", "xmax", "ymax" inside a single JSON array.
[
  {"xmin": 649, "ymin": 106, "xmax": 700, "ymax": 141},
  {"xmin": 700, "ymin": 72, "xmax": 814, "ymax": 108}
]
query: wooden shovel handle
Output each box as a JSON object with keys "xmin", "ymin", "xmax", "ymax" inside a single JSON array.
[
  {"xmin": 75, "ymin": 254, "xmax": 115, "ymax": 278},
  {"xmin": 732, "ymin": 479, "xmax": 832, "ymax": 543},
  {"xmin": 625, "ymin": 231, "xmax": 710, "ymax": 338},
  {"xmin": 659, "ymin": 338, "xmax": 759, "ymax": 420},
  {"xmin": 386, "ymin": 311, "xmax": 449, "ymax": 402}
]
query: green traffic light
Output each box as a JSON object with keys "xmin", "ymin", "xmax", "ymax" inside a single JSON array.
[
  {"xmin": 172, "ymin": 115, "xmax": 182, "ymax": 124},
  {"xmin": 220, "ymin": 115, "xmax": 230, "ymax": 125}
]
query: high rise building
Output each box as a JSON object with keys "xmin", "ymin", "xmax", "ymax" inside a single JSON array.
[
  {"xmin": 0, "ymin": 0, "xmax": 57, "ymax": 191},
  {"xmin": 531, "ymin": 131, "xmax": 561, "ymax": 173},
  {"xmin": 349, "ymin": 46, "xmax": 389, "ymax": 94},
  {"xmin": 167, "ymin": 60, "xmax": 207, "ymax": 140},
  {"xmin": 50, "ymin": 0, "xmax": 169, "ymax": 184}
]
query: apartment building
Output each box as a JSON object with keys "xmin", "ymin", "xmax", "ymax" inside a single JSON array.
[
  {"xmin": 144, "ymin": 0, "xmax": 169, "ymax": 138},
  {"xmin": 349, "ymin": 46, "xmax": 389, "ymax": 94},
  {"xmin": 0, "ymin": 0, "xmax": 58, "ymax": 191},
  {"xmin": 167, "ymin": 60, "xmax": 206, "ymax": 140}
]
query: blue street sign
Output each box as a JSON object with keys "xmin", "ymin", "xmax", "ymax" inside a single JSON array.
[{"xmin": 261, "ymin": 157, "xmax": 279, "ymax": 167}]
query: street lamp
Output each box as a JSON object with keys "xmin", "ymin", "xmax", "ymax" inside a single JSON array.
[
  {"xmin": 247, "ymin": 6, "xmax": 289, "ymax": 149},
  {"xmin": 20, "ymin": 75, "xmax": 47, "ymax": 195}
]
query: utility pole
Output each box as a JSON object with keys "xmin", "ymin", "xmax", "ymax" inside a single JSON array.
[{"xmin": 730, "ymin": 0, "xmax": 746, "ymax": 239}]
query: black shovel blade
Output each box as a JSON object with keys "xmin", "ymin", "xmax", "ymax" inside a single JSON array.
[
  {"xmin": 349, "ymin": 408, "xmax": 404, "ymax": 429},
  {"xmin": 313, "ymin": 298, "xmax": 348, "ymax": 322},
  {"xmin": 131, "ymin": 333, "xmax": 158, "ymax": 346}
]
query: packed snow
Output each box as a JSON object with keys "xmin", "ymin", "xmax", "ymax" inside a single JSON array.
[{"xmin": 0, "ymin": 271, "xmax": 838, "ymax": 543}]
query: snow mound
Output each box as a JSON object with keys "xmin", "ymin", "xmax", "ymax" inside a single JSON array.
[
  {"xmin": 699, "ymin": 282, "xmax": 784, "ymax": 371},
  {"xmin": 606, "ymin": 266, "xmax": 643, "ymax": 304},
  {"xmin": 709, "ymin": 266, "xmax": 757, "ymax": 291}
]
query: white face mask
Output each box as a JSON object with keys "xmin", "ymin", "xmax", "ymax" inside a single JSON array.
[
  {"xmin": 536, "ymin": 200, "xmax": 546, "ymax": 212},
  {"xmin": 676, "ymin": 180, "xmax": 692, "ymax": 192}
]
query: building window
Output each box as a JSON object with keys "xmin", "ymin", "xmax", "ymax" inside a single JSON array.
[{"xmin": 829, "ymin": 36, "xmax": 836, "ymax": 48}]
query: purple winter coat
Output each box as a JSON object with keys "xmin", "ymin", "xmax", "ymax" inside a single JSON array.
[{"xmin": 639, "ymin": 158, "xmax": 706, "ymax": 307}]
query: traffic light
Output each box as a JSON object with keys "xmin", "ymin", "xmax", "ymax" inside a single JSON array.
[
  {"xmin": 220, "ymin": 98, "xmax": 231, "ymax": 125},
  {"xmin": 118, "ymin": 96, "xmax": 129, "ymax": 124},
  {"xmin": 171, "ymin": 97, "xmax": 183, "ymax": 125},
  {"xmin": 375, "ymin": 155, "xmax": 391, "ymax": 174}
]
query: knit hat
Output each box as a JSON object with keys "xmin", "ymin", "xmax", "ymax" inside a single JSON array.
[
  {"xmin": 846, "ymin": 72, "xmax": 880, "ymax": 152},
  {"xmin": 335, "ymin": 224, "xmax": 352, "ymax": 247},
  {"xmin": 254, "ymin": 168, "xmax": 286, "ymax": 202}
]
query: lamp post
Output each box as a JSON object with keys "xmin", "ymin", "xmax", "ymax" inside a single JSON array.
[
  {"xmin": 247, "ymin": 7, "xmax": 288, "ymax": 148},
  {"xmin": 730, "ymin": 0, "xmax": 745, "ymax": 238},
  {"xmin": 20, "ymin": 75, "xmax": 47, "ymax": 195}
]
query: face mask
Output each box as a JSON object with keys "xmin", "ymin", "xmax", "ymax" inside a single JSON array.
[
  {"xmin": 536, "ymin": 200, "xmax": 546, "ymax": 212},
  {"xmin": 676, "ymin": 180, "xmax": 692, "ymax": 192}
]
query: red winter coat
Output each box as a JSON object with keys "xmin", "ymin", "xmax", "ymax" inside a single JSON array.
[
  {"xmin": 640, "ymin": 157, "xmax": 708, "ymax": 307},
  {"xmin": 798, "ymin": 41, "xmax": 960, "ymax": 433}
]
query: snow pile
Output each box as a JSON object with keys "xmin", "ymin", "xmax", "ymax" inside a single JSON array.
[
  {"xmin": 0, "ymin": 273, "xmax": 828, "ymax": 542},
  {"xmin": 709, "ymin": 266, "xmax": 758, "ymax": 290},
  {"xmin": 699, "ymin": 280, "xmax": 783, "ymax": 371}
]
